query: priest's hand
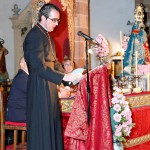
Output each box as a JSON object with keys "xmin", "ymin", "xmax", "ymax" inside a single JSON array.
[{"xmin": 58, "ymin": 86, "xmax": 71, "ymax": 98}]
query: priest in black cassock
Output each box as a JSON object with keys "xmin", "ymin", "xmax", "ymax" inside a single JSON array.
[{"xmin": 23, "ymin": 3, "xmax": 72, "ymax": 150}]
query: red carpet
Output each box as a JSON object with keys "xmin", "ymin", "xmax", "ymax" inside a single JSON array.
[
  {"xmin": 6, "ymin": 144, "xmax": 26, "ymax": 150},
  {"xmin": 6, "ymin": 145, "xmax": 13, "ymax": 150},
  {"xmin": 6, "ymin": 142, "xmax": 150, "ymax": 150}
]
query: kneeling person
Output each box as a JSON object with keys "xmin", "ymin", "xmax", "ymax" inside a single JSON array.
[{"xmin": 6, "ymin": 57, "xmax": 28, "ymax": 122}]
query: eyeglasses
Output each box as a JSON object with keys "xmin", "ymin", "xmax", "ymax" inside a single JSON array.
[
  {"xmin": 64, "ymin": 64, "xmax": 73, "ymax": 67},
  {"xmin": 48, "ymin": 18, "xmax": 60, "ymax": 24}
]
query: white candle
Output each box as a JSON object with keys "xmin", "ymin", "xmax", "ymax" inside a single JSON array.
[
  {"xmin": 147, "ymin": 73, "xmax": 150, "ymax": 91},
  {"xmin": 120, "ymin": 31, "xmax": 123, "ymax": 52},
  {"xmin": 121, "ymin": 59, "xmax": 123, "ymax": 76},
  {"xmin": 120, "ymin": 31, "xmax": 124, "ymax": 76},
  {"xmin": 135, "ymin": 51, "xmax": 138, "ymax": 76}
]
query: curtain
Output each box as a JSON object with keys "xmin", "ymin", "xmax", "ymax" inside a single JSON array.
[{"xmin": 32, "ymin": 0, "xmax": 75, "ymax": 62}]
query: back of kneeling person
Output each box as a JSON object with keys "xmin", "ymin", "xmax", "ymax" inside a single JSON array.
[{"xmin": 6, "ymin": 57, "xmax": 28, "ymax": 122}]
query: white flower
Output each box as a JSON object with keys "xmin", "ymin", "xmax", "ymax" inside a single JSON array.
[
  {"xmin": 113, "ymin": 104, "xmax": 121, "ymax": 112},
  {"xmin": 111, "ymin": 86, "xmax": 135, "ymax": 142},
  {"xmin": 112, "ymin": 97, "xmax": 119, "ymax": 104},
  {"xmin": 114, "ymin": 113, "xmax": 122, "ymax": 122}
]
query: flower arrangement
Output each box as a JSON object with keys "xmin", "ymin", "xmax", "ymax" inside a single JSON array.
[
  {"xmin": 95, "ymin": 34, "xmax": 109, "ymax": 58},
  {"xmin": 112, "ymin": 86, "xmax": 135, "ymax": 142}
]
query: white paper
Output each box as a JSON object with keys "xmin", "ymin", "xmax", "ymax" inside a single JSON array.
[{"xmin": 72, "ymin": 68, "xmax": 84, "ymax": 74}]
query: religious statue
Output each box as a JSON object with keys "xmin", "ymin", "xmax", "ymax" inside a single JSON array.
[
  {"xmin": 12, "ymin": 4, "xmax": 21, "ymax": 16},
  {"xmin": 123, "ymin": 4, "xmax": 150, "ymax": 76},
  {"xmin": 0, "ymin": 39, "xmax": 9, "ymax": 82}
]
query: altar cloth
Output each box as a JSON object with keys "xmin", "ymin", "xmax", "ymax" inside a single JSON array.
[
  {"xmin": 64, "ymin": 66, "xmax": 113, "ymax": 150},
  {"xmin": 124, "ymin": 92, "xmax": 150, "ymax": 150}
]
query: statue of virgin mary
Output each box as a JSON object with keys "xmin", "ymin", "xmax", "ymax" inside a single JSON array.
[{"xmin": 123, "ymin": 4, "xmax": 150, "ymax": 76}]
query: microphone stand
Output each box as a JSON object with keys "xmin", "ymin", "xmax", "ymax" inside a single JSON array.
[{"xmin": 85, "ymin": 39, "xmax": 90, "ymax": 125}]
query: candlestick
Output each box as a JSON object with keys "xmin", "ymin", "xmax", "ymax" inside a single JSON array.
[
  {"xmin": 135, "ymin": 51, "xmax": 138, "ymax": 87},
  {"xmin": 121, "ymin": 59, "xmax": 123, "ymax": 76},
  {"xmin": 111, "ymin": 61, "xmax": 115, "ymax": 79}
]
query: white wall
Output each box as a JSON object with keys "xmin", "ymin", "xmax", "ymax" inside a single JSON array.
[
  {"xmin": 0, "ymin": 0, "xmax": 135, "ymax": 78},
  {"xmin": 0, "ymin": 0, "xmax": 30, "ymax": 79},
  {"xmin": 90, "ymin": 0, "xmax": 135, "ymax": 68}
]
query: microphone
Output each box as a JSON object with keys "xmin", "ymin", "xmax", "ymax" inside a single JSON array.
[
  {"xmin": 62, "ymin": 80, "xmax": 73, "ymax": 86},
  {"xmin": 77, "ymin": 31, "xmax": 99, "ymax": 45}
]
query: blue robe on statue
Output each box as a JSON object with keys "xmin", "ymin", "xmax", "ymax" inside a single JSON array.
[{"xmin": 123, "ymin": 21, "xmax": 147, "ymax": 76}]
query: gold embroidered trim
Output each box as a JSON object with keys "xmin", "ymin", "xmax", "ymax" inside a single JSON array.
[
  {"xmin": 32, "ymin": 0, "xmax": 46, "ymax": 26},
  {"xmin": 62, "ymin": 0, "xmax": 75, "ymax": 60},
  {"xmin": 59, "ymin": 98, "xmax": 74, "ymax": 113},
  {"xmin": 126, "ymin": 94, "xmax": 150, "ymax": 108},
  {"xmin": 124, "ymin": 133, "xmax": 150, "ymax": 148}
]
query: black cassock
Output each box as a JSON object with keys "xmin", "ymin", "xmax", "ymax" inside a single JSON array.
[{"xmin": 23, "ymin": 23, "xmax": 64, "ymax": 150}]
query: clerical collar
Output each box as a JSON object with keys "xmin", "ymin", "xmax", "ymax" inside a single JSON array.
[{"xmin": 38, "ymin": 23, "xmax": 48, "ymax": 33}]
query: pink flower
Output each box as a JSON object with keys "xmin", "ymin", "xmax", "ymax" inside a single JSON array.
[
  {"xmin": 115, "ymin": 131, "xmax": 122, "ymax": 137},
  {"xmin": 113, "ymin": 104, "xmax": 121, "ymax": 112},
  {"xmin": 112, "ymin": 86, "xmax": 134, "ymax": 142},
  {"xmin": 114, "ymin": 113, "xmax": 122, "ymax": 122},
  {"xmin": 122, "ymin": 122, "xmax": 128, "ymax": 128},
  {"xmin": 115, "ymin": 87, "xmax": 122, "ymax": 93},
  {"xmin": 95, "ymin": 34, "xmax": 109, "ymax": 57},
  {"xmin": 113, "ymin": 92, "xmax": 121, "ymax": 98},
  {"xmin": 126, "ymin": 118, "xmax": 132, "ymax": 124},
  {"xmin": 115, "ymin": 124, "xmax": 122, "ymax": 132},
  {"xmin": 112, "ymin": 97, "xmax": 119, "ymax": 104},
  {"xmin": 119, "ymin": 99, "xmax": 128, "ymax": 106},
  {"xmin": 124, "ymin": 126, "xmax": 131, "ymax": 136},
  {"xmin": 124, "ymin": 126, "xmax": 129, "ymax": 132},
  {"xmin": 121, "ymin": 110, "xmax": 128, "ymax": 117},
  {"xmin": 124, "ymin": 106, "xmax": 130, "ymax": 112}
]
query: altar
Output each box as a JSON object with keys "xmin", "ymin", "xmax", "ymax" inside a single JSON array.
[
  {"xmin": 59, "ymin": 78, "xmax": 150, "ymax": 150},
  {"xmin": 60, "ymin": 65, "xmax": 113, "ymax": 150},
  {"xmin": 124, "ymin": 92, "xmax": 150, "ymax": 150}
]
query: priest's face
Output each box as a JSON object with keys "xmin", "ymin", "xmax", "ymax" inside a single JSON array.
[{"xmin": 45, "ymin": 9, "xmax": 60, "ymax": 32}]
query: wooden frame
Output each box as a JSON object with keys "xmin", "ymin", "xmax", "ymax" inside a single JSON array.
[{"xmin": 0, "ymin": 91, "xmax": 27, "ymax": 150}]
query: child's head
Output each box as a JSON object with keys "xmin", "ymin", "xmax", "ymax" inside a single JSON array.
[{"xmin": 62, "ymin": 57, "xmax": 74, "ymax": 74}]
